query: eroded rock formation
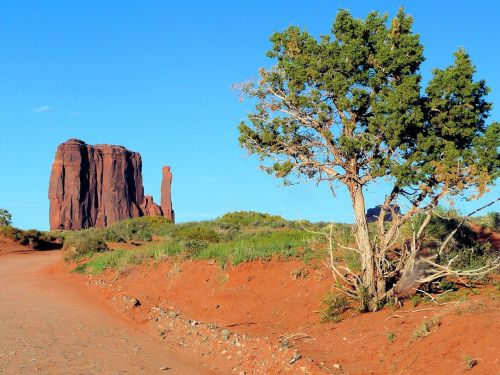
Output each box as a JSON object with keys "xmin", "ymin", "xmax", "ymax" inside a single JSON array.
[
  {"xmin": 49, "ymin": 139, "xmax": 173, "ymax": 230},
  {"xmin": 161, "ymin": 166, "xmax": 174, "ymax": 223}
]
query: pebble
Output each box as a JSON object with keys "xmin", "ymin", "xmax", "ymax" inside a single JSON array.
[{"xmin": 289, "ymin": 352, "xmax": 302, "ymax": 364}]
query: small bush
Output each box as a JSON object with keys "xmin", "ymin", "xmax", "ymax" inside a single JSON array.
[
  {"xmin": 410, "ymin": 294, "xmax": 422, "ymax": 307},
  {"xmin": 63, "ymin": 231, "xmax": 108, "ymax": 261},
  {"xmin": 173, "ymin": 225, "xmax": 220, "ymax": 243},
  {"xmin": 440, "ymin": 242, "xmax": 495, "ymax": 272},
  {"xmin": 438, "ymin": 279, "xmax": 458, "ymax": 292},
  {"xmin": 98, "ymin": 216, "xmax": 174, "ymax": 243},
  {"xmin": 386, "ymin": 331, "xmax": 396, "ymax": 343},
  {"xmin": 464, "ymin": 355, "xmax": 477, "ymax": 370},
  {"xmin": 217, "ymin": 211, "xmax": 287, "ymax": 227},
  {"xmin": 321, "ymin": 293, "xmax": 350, "ymax": 323},
  {"xmin": 412, "ymin": 318, "xmax": 440, "ymax": 339},
  {"xmin": 0, "ymin": 226, "xmax": 52, "ymax": 249},
  {"xmin": 145, "ymin": 242, "xmax": 183, "ymax": 260},
  {"xmin": 474, "ymin": 211, "xmax": 499, "ymax": 229}
]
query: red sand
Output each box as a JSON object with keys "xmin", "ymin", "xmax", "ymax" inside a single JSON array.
[{"xmin": 53, "ymin": 253, "xmax": 500, "ymax": 374}]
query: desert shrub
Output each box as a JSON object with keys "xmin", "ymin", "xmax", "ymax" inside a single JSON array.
[
  {"xmin": 17, "ymin": 229, "xmax": 43, "ymax": 248},
  {"xmin": 440, "ymin": 242, "xmax": 496, "ymax": 272},
  {"xmin": 217, "ymin": 211, "xmax": 287, "ymax": 228},
  {"xmin": 402, "ymin": 208, "xmax": 461, "ymax": 246},
  {"xmin": 0, "ymin": 226, "xmax": 50, "ymax": 249},
  {"xmin": 321, "ymin": 293, "xmax": 350, "ymax": 322},
  {"xmin": 438, "ymin": 279, "xmax": 458, "ymax": 291},
  {"xmin": 173, "ymin": 224, "xmax": 221, "ymax": 243},
  {"xmin": 475, "ymin": 211, "xmax": 500, "ymax": 230},
  {"xmin": 0, "ymin": 225, "xmax": 19, "ymax": 240},
  {"xmin": 98, "ymin": 216, "xmax": 175, "ymax": 243},
  {"xmin": 386, "ymin": 332, "xmax": 396, "ymax": 343},
  {"xmin": 63, "ymin": 230, "xmax": 108, "ymax": 261},
  {"xmin": 145, "ymin": 242, "xmax": 183, "ymax": 260},
  {"xmin": 412, "ymin": 318, "xmax": 440, "ymax": 339},
  {"xmin": 105, "ymin": 219, "xmax": 152, "ymax": 242},
  {"xmin": 464, "ymin": 355, "xmax": 478, "ymax": 370}
]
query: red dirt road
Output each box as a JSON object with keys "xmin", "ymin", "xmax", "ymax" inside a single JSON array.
[{"xmin": 0, "ymin": 250, "xmax": 206, "ymax": 375}]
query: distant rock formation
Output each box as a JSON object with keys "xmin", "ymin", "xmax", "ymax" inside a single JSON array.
[
  {"xmin": 49, "ymin": 139, "xmax": 173, "ymax": 230},
  {"xmin": 366, "ymin": 205, "xmax": 401, "ymax": 223},
  {"xmin": 161, "ymin": 166, "xmax": 174, "ymax": 223}
]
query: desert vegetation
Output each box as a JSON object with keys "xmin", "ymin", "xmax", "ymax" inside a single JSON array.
[
  {"xmin": 59, "ymin": 209, "xmax": 498, "ymax": 308},
  {"xmin": 0, "ymin": 209, "xmax": 62, "ymax": 250},
  {"xmin": 0, "ymin": 208, "xmax": 12, "ymax": 227},
  {"xmin": 64, "ymin": 212, "xmax": 331, "ymax": 273},
  {"xmin": 236, "ymin": 7, "xmax": 499, "ymax": 310}
]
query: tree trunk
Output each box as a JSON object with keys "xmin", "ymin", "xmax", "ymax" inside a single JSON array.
[{"xmin": 349, "ymin": 184, "xmax": 378, "ymax": 311}]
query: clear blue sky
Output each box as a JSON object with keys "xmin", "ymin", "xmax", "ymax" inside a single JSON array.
[{"xmin": 0, "ymin": 0, "xmax": 498, "ymax": 230}]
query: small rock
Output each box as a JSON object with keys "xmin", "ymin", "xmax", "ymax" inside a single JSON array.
[
  {"xmin": 289, "ymin": 352, "xmax": 302, "ymax": 364},
  {"xmin": 121, "ymin": 295, "xmax": 140, "ymax": 308},
  {"xmin": 333, "ymin": 364, "xmax": 341, "ymax": 369},
  {"xmin": 221, "ymin": 329, "xmax": 231, "ymax": 340},
  {"xmin": 159, "ymin": 366, "xmax": 171, "ymax": 371}
]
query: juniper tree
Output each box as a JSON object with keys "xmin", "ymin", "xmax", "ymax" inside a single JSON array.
[
  {"xmin": 0, "ymin": 209, "xmax": 12, "ymax": 226},
  {"xmin": 237, "ymin": 8, "xmax": 500, "ymax": 310}
]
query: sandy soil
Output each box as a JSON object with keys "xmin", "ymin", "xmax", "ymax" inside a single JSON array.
[
  {"xmin": 1, "ymin": 233, "xmax": 499, "ymax": 374},
  {"xmin": 0, "ymin": 249, "xmax": 208, "ymax": 374},
  {"xmin": 52, "ymin": 254, "xmax": 500, "ymax": 374}
]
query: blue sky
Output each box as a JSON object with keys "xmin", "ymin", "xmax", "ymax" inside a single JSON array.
[{"xmin": 0, "ymin": 0, "xmax": 498, "ymax": 229}]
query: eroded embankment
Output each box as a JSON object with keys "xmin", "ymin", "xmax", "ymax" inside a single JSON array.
[{"xmin": 54, "ymin": 254, "xmax": 500, "ymax": 375}]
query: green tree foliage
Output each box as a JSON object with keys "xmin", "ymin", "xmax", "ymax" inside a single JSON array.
[
  {"xmin": 0, "ymin": 209, "xmax": 12, "ymax": 226},
  {"xmin": 237, "ymin": 8, "xmax": 499, "ymax": 310}
]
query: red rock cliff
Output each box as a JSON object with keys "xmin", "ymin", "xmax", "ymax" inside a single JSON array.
[{"xmin": 49, "ymin": 139, "xmax": 165, "ymax": 230}]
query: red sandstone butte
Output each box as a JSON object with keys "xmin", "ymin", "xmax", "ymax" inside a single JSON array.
[
  {"xmin": 48, "ymin": 139, "xmax": 173, "ymax": 230},
  {"xmin": 161, "ymin": 166, "xmax": 175, "ymax": 223}
]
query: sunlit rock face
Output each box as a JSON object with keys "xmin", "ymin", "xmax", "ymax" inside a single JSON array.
[{"xmin": 48, "ymin": 139, "xmax": 169, "ymax": 230}]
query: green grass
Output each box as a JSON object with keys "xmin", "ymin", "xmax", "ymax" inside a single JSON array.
[
  {"xmin": 197, "ymin": 229, "xmax": 317, "ymax": 266},
  {"xmin": 74, "ymin": 242, "xmax": 184, "ymax": 274},
  {"xmin": 60, "ymin": 211, "xmax": 357, "ymax": 274},
  {"xmin": 386, "ymin": 331, "xmax": 396, "ymax": 343},
  {"xmin": 70, "ymin": 228, "xmax": 326, "ymax": 274}
]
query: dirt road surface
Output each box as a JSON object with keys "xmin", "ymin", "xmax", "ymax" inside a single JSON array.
[{"xmin": 0, "ymin": 250, "xmax": 206, "ymax": 375}]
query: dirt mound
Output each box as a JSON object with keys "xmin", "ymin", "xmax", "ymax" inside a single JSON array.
[{"xmin": 54, "ymin": 256, "xmax": 500, "ymax": 374}]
